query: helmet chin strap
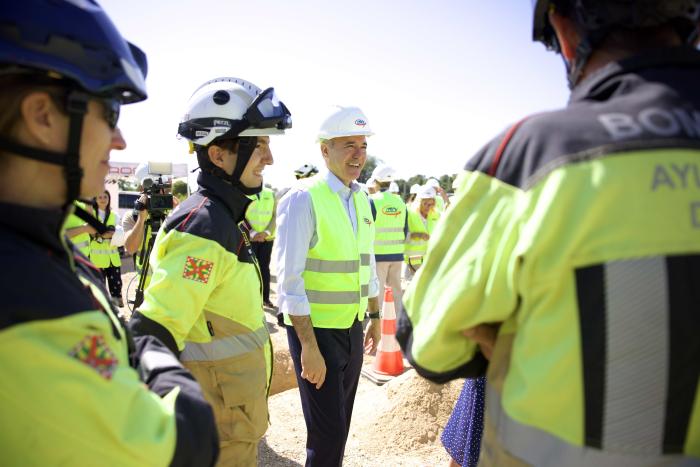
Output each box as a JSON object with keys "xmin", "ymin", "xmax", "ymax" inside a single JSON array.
[
  {"xmin": 230, "ymin": 137, "xmax": 262, "ymax": 196},
  {"xmin": 198, "ymin": 136, "xmax": 262, "ymax": 195}
]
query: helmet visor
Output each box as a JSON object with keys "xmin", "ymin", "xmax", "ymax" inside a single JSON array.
[{"xmin": 245, "ymin": 87, "xmax": 292, "ymax": 131}]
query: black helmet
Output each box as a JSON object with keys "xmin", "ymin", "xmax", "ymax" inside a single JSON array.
[
  {"xmin": 0, "ymin": 0, "xmax": 148, "ymax": 204},
  {"xmin": 294, "ymin": 163, "xmax": 319, "ymax": 180},
  {"xmin": 532, "ymin": 0, "xmax": 700, "ymax": 85}
]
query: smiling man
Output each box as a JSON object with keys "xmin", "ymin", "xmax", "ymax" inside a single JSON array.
[
  {"xmin": 129, "ymin": 77, "xmax": 291, "ymax": 466},
  {"xmin": 275, "ymin": 105, "xmax": 382, "ymax": 466}
]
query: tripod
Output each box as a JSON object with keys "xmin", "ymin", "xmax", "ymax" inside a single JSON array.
[{"xmin": 131, "ymin": 216, "xmax": 162, "ymax": 310}]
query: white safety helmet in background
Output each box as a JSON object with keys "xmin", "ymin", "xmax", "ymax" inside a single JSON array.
[
  {"xmin": 366, "ymin": 177, "xmax": 377, "ymax": 187},
  {"xmin": 389, "ymin": 181, "xmax": 399, "ymax": 193},
  {"xmin": 409, "ymin": 183, "xmax": 421, "ymax": 195},
  {"xmin": 177, "ymin": 76, "xmax": 292, "ymax": 147},
  {"xmin": 317, "ymin": 105, "xmax": 374, "ymax": 142},
  {"xmin": 417, "ymin": 185, "xmax": 437, "ymax": 200},
  {"xmin": 371, "ymin": 163, "xmax": 395, "ymax": 182},
  {"xmin": 425, "ymin": 178, "xmax": 441, "ymax": 189}
]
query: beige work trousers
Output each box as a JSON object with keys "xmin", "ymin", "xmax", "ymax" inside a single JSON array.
[
  {"xmin": 184, "ymin": 351, "xmax": 268, "ymax": 466},
  {"xmin": 376, "ymin": 260, "xmax": 403, "ymax": 312}
]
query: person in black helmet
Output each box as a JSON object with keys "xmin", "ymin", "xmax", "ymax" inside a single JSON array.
[
  {"xmin": 398, "ymin": 1, "xmax": 700, "ymax": 466},
  {"xmin": 0, "ymin": 1, "xmax": 218, "ymax": 465}
]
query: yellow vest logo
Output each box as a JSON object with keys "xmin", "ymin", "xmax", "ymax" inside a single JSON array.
[{"xmin": 381, "ymin": 206, "xmax": 402, "ymax": 217}]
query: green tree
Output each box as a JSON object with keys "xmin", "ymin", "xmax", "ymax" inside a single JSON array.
[
  {"xmin": 359, "ymin": 155, "xmax": 382, "ymax": 183},
  {"xmin": 172, "ymin": 180, "xmax": 189, "ymax": 201}
]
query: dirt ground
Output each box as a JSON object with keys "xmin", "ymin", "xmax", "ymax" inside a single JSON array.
[{"xmin": 119, "ymin": 264, "xmax": 462, "ymax": 467}]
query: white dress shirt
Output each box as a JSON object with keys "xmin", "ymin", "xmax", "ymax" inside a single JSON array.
[{"xmin": 274, "ymin": 170, "xmax": 379, "ymax": 317}]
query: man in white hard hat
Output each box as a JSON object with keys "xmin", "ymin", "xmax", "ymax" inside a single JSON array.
[
  {"xmin": 275, "ymin": 105, "xmax": 381, "ymax": 466},
  {"xmin": 369, "ymin": 163, "xmax": 408, "ymax": 314},
  {"xmin": 425, "ymin": 177, "xmax": 449, "ymax": 213}
]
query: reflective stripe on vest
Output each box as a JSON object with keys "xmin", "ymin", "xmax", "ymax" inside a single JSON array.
[
  {"xmin": 485, "ymin": 383, "xmax": 690, "ymax": 467},
  {"xmin": 89, "ymin": 211, "xmax": 121, "ymax": 268},
  {"xmin": 180, "ymin": 325, "xmax": 269, "ymax": 362},
  {"xmin": 371, "ymin": 191, "xmax": 406, "ymax": 255},
  {"xmin": 305, "ymin": 254, "xmax": 370, "ymax": 273},
  {"xmin": 299, "ymin": 178, "xmax": 374, "ymax": 328}
]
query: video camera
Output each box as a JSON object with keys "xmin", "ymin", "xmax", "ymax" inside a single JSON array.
[{"xmin": 139, "ymin": 161, "xmax": 174, "ymax": 217}]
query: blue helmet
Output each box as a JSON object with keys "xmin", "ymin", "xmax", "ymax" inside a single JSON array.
[
  {"xmin": 0, "ymin": 0, "xmax": 148, "ymax": 206},
  {"xmin": 0, "ymin": 0, "xmax": 147, "ymax": 102}
]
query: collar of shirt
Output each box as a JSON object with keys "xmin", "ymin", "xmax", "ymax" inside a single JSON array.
[
  {"xmin": 196, "ymin": 171, "xmax": 252, "ymax": 223},
  {"xmin": 0, "ymin": 201, "xmax": 68, "ymax": 256},
  {"xmin": 324, "ymin": 170, "xmax": 361, "ymax": 200}
]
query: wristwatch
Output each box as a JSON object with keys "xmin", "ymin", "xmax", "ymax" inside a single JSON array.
[{"xmin": 366, "ymin": 311, "xmax": 381, "ymax": 320}]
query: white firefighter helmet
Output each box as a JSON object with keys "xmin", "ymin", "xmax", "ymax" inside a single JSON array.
[
  {"xmin": 177, "ymin": 76, "xmax": 291, "ymax": 147},
  {"xmin": 317, "ymin": 105, "xmax": 374, "ymax": 142}
]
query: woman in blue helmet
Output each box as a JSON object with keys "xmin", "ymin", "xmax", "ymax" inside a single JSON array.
[{"xmin": 0, "ymin": 1, "xmax": 218, "ymax": 465}]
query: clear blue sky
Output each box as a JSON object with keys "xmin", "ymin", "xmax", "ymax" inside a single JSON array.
[{"xmin": 101, "ymin": 0, "xmax": 570, "ymax": 189}]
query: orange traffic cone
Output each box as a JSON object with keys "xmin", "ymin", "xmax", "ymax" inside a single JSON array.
[{"xmin": 372, "ymin": 286, "xmax": 404, "ymax": 376}]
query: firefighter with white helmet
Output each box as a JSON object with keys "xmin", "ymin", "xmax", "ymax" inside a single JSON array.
[
  {"xmin": 130, "ymin": 76, "xmax": 291, "ymax": 465},
  {"xmin": 275, "ymin": 105, "xmax": 381, "ymax": 465}
]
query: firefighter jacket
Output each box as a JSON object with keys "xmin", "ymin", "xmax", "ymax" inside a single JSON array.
[
  {"xmin": 398, "ymin": 48, "xmax": 700, "ymax": 466},
  {"xmin": 131, "ymin": 171, "xmax": 273, "ymax": 448},
  {"xmin": 89, "ymin": 210, "xmax": 121, "ymax": 268},
  {"xmin": 370, "ymin": 190, "xmax": 407, "ymax": 259},
  {"xmin": 0, "ymin": 201, "xmax": 218, "ymax": 466}
]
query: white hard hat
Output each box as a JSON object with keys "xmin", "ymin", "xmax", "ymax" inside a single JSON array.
[
  {"xmin": 366, "ymin": 177, "xmax": 376, "ymax": 186},
  {"xmin": 417, "ymin": 185, "xmax": 436, "ymax": 200},
  {"xmin": 317, "ymin": 105, "xmax": 374, "ymax": 142},
  {"xmin": 389, "ymin": 181, "xmax": 399, "ymax": 193},
  {"xmin": 371, "ymin": 163, "xmax": 395, "ymax": 182},
  {"xmin": 177, "ymin": 76, "xmax": 291, "ymax": 147},
  {"xmin": 425, "ymin": 178, "xmax": 440, "ymax": 189},
  {"xmin": 409, "ymin": 183, "xmax": 421, "ymax": 195}
]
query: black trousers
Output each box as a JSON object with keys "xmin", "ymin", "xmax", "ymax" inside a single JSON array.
[
  {"xmin": 286, "ymin": 319, "xmax": 364, "ymax": 467},
  {"xmin": 100, "ymin": 265, "xmax": 122, "ymax": 299},
  {"xmin": 251, "ymin": 240, "xmax": 273, "ymax": 302}
]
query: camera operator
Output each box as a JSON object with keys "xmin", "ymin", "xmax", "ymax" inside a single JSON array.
[{"xmin": 122, "ymin": 162, "xmax": 177, "ymax": 260}]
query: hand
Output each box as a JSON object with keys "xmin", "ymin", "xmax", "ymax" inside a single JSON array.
[
  {"xmin": 364, "ymin": 319, "xmax": 381, "ymax": 355},
  {"xmin": 462, "ymin": 323, "xmax": 501, "ymax": 361},
  {"xmin": 252, "ymin": 232, "xmax": 267, "ymax": 242},
  {"xmin": 85, "ymin": 224, "xmax": 98, "ymax": 236},
  {"xmin": 300, "ymin": 345, "xmax": 326, "ymax": 389}
]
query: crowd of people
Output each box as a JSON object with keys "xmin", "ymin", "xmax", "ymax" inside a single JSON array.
[{"xmin": 1, "ymin": 0, "xmax": 699, "ymax": 466}]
